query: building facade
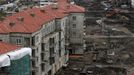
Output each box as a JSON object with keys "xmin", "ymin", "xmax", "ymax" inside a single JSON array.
[{"xmin": 67, "ymin": 13, "xmax": 85, "ymax": 54}]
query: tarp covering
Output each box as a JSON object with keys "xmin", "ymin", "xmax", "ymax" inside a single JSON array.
[
  {"xmin": 0, "ymin": 47, "xmax": 31, "ymax": 67},
  {"xmin": 0, "ymin": 55, "xmax": 10, "ymax": 67},
  {"xmin": 8, "ymin": 55, "xmax": 30, "ymax": 75},
  {"xmin": 7, "ymin": 48, "xmax": 32, "ymax": 60}
]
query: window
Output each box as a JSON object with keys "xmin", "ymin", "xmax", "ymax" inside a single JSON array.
[
  {"xmin": 41, "ymin": 43, "xmax": 45, "ymax": 51},
  {"xmin": 50, "ymin": 48, "xmax": 54, "ymax": 56},
  {"xmin": 37, "ymin": 47, "xmax": 39, "ymax": 53},
  {"xmin": 49, "ymin": 38, "xmax": 54, "ymax": 46},
  {"xmin": 16, "ymin": 38, "xmax": 21, "ymax": 45},
  {"xmin": 59, "ymin": 49, "xmax": 61, "ymax": 57},
  {"xmin": 41, "ymin": 63, "xmax": 45, "ymax": 71},
  {"xmin": 32, "ymin": 71, "xmax": 36, "ymax": 75},
  {"xmin": 41, "ymin": 4, "xmax": 44, "ymax": 6},
  {"xmin": 41, "ymin": 53, "xmax": 45, "ymax": 61},
  {"xmin": 32, "ymin": 49, "xmax": 36, "ymax": 57},
  {"xmin": 24, "ymin": 38, "xmax": 30, "ymax": 46},
  {"xmin": 48, "ymin": 70, "xmax": 52, "ymax": 75},
  {"xmin": 72, "ymin": 16, "xmax": 76, "ymax": 20},
  {"xmin": 31, "ymin": 36, "xmax": 35, "ymax": 46},
  {"xmin": 72, "ymin": 32, "xmax": 76, "ymax": 36},
  {"xmin": 72, "ymin": 24, "xmax": 76, "ymax": 28},
  {"xmin": 32, "ymin": 60, "xmax": 36, "ymax": 68},
  {"xmin": 49, "ymin": 57, "xmax": 55, "ymax": 65},
  {"xmin": 59, "ymin": 41, "xmax": 61, "ymax": 57}
]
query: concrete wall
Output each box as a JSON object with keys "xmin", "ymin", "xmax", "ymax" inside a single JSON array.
[{"xmin": 67, "ymin": 13, "xmax": 85, "ymax": 54}]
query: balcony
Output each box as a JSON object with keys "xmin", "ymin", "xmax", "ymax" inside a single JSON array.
[
  {"xmin": 31, "ymin": 56, "xmax": 38, "ymax": 61},
  {"xmin": 42, "ymin": 59, "xmax": 49, "ymax": 63},
  {"xmin": 31, "ymin": 67, "xmax": 39, "ymax": 71},
  {"xmin": 50, "ymin": 53, "xmax": 56, "ymax": 58}
]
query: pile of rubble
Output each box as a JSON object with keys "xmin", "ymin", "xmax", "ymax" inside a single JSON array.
[{"xmin": 81, "ymin": 0, "xmax": 134, "ymax": 75}]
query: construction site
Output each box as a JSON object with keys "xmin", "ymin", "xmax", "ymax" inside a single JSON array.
[{"xmin": 56, "ymin": 0, "xmax": 134, "ymax": 75}]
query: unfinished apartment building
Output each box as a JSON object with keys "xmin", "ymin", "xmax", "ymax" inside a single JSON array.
[
  {"xmin": 0, "ymin": 0, "xmax": 85, "ymax": 75},
  {"xmin": 83, "ymin": 0, "xmax": 134, "ymax": 75}
]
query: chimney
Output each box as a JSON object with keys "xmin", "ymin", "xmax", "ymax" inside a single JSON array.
[
  {"xmin": 51, "ymin": 3, "xmax": 58, "ymax": 9},
  {"xmin": 17, "ymin": 17, "xmax": 24, "ymax": 22},
  {"xmin": 40, "ymin": 8, "xmax": 46, "ymax": 13},
  {"xmin": 66, "ymin": 4, "xmax": 70, "ymax": 9},
  {"xmin": 9, "ymin": 22, "xmax": 15, "ymax": 27},
  {"xmin": 30, "ymin": 12, "xmax": 35, "ymax": 17}
]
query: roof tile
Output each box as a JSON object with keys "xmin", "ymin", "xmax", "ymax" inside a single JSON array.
[
  {"xmin": 0, "ymin": 42, "xmax": 20, "ymax": 55},
  {"xmin": 0, "ymin": 0, "xmax": 85, "ymax": 34}
]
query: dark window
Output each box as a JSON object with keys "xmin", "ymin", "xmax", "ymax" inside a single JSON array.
[
  {"xmin": 41, "ymin": 53, "xmax": 45, "ymax": 61},
  {"xmin": 32, "ymin": 49, "xmax": 36, "ymax": 57},
  {"xmin": 48, "ymin": 70, "xmax": 52, "ymax": 75},
  {"xmin": 72, "ymin": 32, "xmax": 76, "ymax": 36},
  {"xmin": 72, "ymin": 16, "xmax": 76, "ymax": 20},
  {"xmin": 24, "ymin": 37, "xmax": 30, "ymax": 46},
  {"xmin": 49, "ymin": 57, "xmax": 55, "ymax": 65},
  {"xmin": 32, "ymin": 60, "xmax": 36, "ymax": 68},
  {"xmin": 72, "ymin": 24, "xmax": 76, "ymax": 28},
  {"xmin": 59, "ymin": 41, "xmax": 61, "ymax": 57},
  {"xmin": 59, "ymin": 49, "xmax": 61, "ymax": 57},
  {"xmin": 31, "ymin": 37, "xmax": 35, "ymax": 46},
  {"xmin": 32, "ymin": 71, "xmax": 36, "ymax": 75},
  {"xmin": 49, "ymin": 38, "xmax": 54, "ymax": 46},
  {"xmin": 16, "ymin": 38, "xmax": 21, "ymax": 45},
  {"xmin": 41, "ymin": 43, "xmax": 45, "ymax": 51},
  {"xmin": 50, "ymin": 48, "xmax": 54, "ymax": 56},
  {"xmin": 41, "ymin": 63, "xmax": 45, "ymax": 71}
]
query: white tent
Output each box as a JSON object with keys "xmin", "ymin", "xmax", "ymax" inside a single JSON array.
[{"xmin": 0, "ymin": 55, "xmax": 10, "ymax": 67}]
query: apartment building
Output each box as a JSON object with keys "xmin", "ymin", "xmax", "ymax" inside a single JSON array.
[
  {"xmin": 58, "ymin": 1, "xmax": 85, "ymax": 54},
  {"xmin": 0, "ymin": 0, "xmax": 85, "ymax": 75}
]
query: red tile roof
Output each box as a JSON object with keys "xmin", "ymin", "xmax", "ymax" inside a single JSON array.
[
  {"xmin": 0, "ymin": 0, "xmax": 85, "ymax": 34},
  {"xmin": 0, "ymin": 42, "xmax": 20, "ymax": 55}
]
